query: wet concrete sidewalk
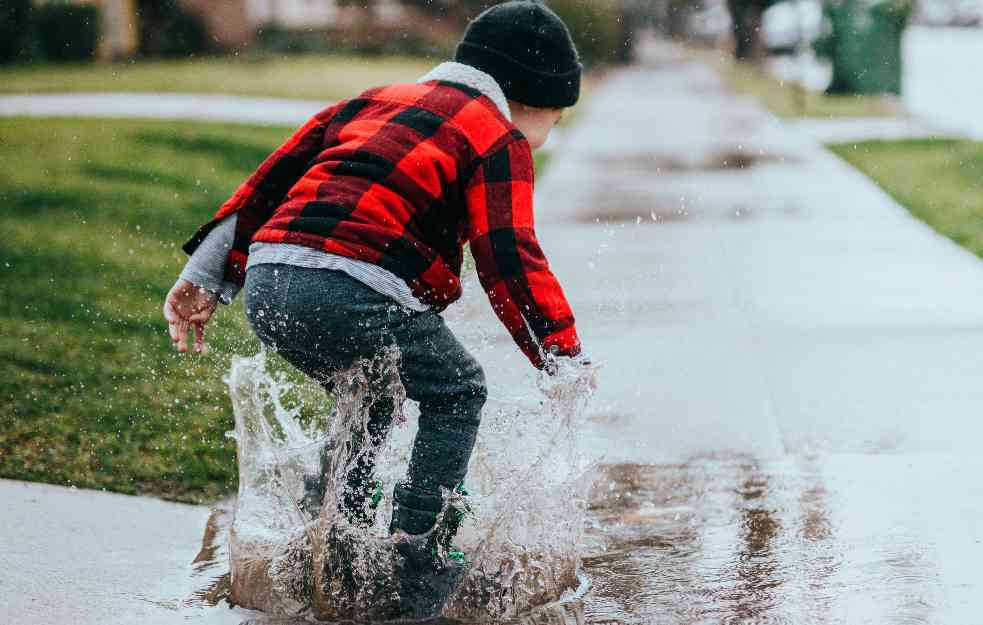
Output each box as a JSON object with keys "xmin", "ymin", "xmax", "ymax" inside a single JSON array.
[
  {"xmin": 903, "ymin": 26, "xmax": 983, "ymax": 141},
  {"xmin": 447, "ymin": 40, "xmax": 983, "ymax": 622},
  {"xmin": 0, "ymin": 480, "xmax": 248, "ymax": 625}
]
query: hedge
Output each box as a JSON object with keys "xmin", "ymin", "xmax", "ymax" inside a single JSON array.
[
  {"xmin": 0, "ymin": 0, "xmax": 33, "ymax": 63},
  {"xmin": 36, "ymin": 4, "xmax": 101, "ymax": 61}
]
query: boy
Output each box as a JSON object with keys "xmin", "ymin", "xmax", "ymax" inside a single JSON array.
[{"xmin": 164, "ymin": 0, "xmax": 587, "ymax": 614}]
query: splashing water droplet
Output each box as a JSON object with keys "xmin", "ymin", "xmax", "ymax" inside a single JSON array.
[{"xmin": 223, "ymin": 348, "xmax": 598, "ymax": 621}]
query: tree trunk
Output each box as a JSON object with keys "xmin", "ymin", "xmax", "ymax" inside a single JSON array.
[
  {"xmin": 727, "ymin": 0, "xmax": 766, "ymax": 61},
  {"xmin": 666, "ymin": 1, "xmax": 689, "ymax": 38}
]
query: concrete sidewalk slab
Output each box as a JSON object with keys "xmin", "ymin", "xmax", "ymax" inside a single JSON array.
[
  {"xmin": 904, "ymin": 26, "xmax": 983, "ymax": 141},
  {"xmin": 0, "ymin": 480, "xmax": 251, "ymax": 625}
]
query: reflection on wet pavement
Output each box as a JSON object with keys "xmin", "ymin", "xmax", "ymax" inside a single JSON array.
[
  {"xmin": 595, "ymin": 150, "xmax": 793, "ymax": 174},
  {"xmin": 579, "ymin": 456, "xmax": 948, "ymax": 625},
  {"xmin": 184, "ymin": 503, "xmax": 233, "ymax": 610},
  {"xmin": 183, "ymin": 452, "xmax": 982, "ymax": 625},
  {"xmin": 581, "ymin": 147, "xmax": 803, "ymax": 226}
]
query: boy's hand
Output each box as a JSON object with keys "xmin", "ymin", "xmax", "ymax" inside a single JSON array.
[
  {"xmin": 543, "ymin": 345, "xmax": 598, "ymax": 386},
  {"xmin": 163, "ymin": 279, "xmax": 218, "ymax": 354},
  {"xmin": 538, "ymin": 350, "xmax": 598, "ymax": 398},
  {"xmin": 544, "ymin": 344, "xmax": 592, "ymax": 373}
]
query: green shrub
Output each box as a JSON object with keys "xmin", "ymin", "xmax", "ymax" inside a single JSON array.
[
  {"xmin": 0, "ymin": 0, "xmax": 34, "ymax": 63},
  {"xmin": 254, "ymin": 23, "xmax": 330, "ymax": 55},
  {"xmin": 36, "ymin": 4, "xmax": 101, "ymax": 62},
  {"xmin": 548, "ymin": 0, "xmax": 630, "ymax": 66},
  {"xmin": 156, "ymin": 8, "xmax": 209, "ymax": 57},
  {"xmin": 351, "ymin": 31, "xmax": 450, "ymax": 58},
  {"xmin": 253, "ymin": 23, "xmax": 450, "ymax": 59},
  {"xmin": 137, "ymin": 0, "xmax": 209, "ymax": 58}
]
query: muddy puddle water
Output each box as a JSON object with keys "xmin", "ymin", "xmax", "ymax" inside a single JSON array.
[
  {"xmin": 176, "ymin": 353, "xmax": 970, "ymax": 625},
  {"xmin": 190, "ymin": 350, "xmax": 599, "ymax": 623},
  {"xmin": 185, "ymin": 449, "xmax": 972, "ymax": 625},
  {"xmin": 580, "ymin": 455, "xmax": 961, "ymax": 625}
]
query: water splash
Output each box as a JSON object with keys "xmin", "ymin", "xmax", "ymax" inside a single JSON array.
[{"xmin": 222, "ymin": 349, "xmax": 598, "ymax": 621}]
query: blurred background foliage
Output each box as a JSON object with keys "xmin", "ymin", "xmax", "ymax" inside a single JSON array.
[
  {"xmin": 34, "ymin": 3, "xmax": 102, "ymax": 61},
  {"xmin": 0, "ymin": 0, "xmax": 927, "ymax": 98},
  {"xmin": 0, "ymin": 1, "xmax": 636, "ymax": 66},
  {"xmin": 135, "ymin": 0, "xmax": 210, "ymax": 58}
]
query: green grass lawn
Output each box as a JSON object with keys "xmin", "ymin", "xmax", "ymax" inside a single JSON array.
[
  {"xmin": 694, "ymin": 49, "xmax": 903, "ymax": 119},
  {"xmin": 0, "ymin": 117, "xmax": 333, "ymax": 502},
  {"xmin": 0, "ymin": 54, "xmax": 434, "ymax": 100},
  {"xmin": 830, "ymin": 139, "xmax": 983, "ymax": 254},
  {"xmin": 0, "ymin": 54, "xmax": 604, "ymax": 113},
  {"xmin": 0, "ymin": 116, "xmax": 555, "ymax": 502}
]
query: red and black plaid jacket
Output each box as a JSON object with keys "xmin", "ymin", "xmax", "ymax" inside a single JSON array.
[{"xmin": 184, "ymin": 79, "xmax": 579, "ymax": 368}]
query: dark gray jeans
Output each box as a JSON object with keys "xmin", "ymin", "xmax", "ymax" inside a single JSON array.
[{"xmin": 243, "ymin": 264, "xmax": 487, "ymax": 529}]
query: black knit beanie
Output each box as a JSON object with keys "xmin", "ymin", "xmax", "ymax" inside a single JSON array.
[{"xmin": 454, "ymin": 1, "xmax": 582, "ymax": 108}]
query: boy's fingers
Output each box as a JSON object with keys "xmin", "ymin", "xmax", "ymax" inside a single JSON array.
[
  {"xmin": 175, "ymin": 319, "xmax": 190, "ymax": 353},
  {"xmin": 193, "ymin": 322, "xmax": 206, "ymax": 353},
  {"xmin": 163, "ymin": 298, "xmax": 177, "ymax": 323},
  {"xmin": 188, "ymin": 309, "xmax": 212, "ymax": 323}
]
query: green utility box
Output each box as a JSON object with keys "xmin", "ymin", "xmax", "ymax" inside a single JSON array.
[{"xmin": 816, "ymin": 0, "xmax": 913, "ymax": 95}]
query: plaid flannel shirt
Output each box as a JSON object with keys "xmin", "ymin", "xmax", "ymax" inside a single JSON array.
[{"xmin": 183, "ymin": 79, "xmax": 579, "ymax": 368}]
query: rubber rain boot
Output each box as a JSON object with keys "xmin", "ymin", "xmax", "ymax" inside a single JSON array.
[{"xmin": 389, "ymin": 482, "xmax": 469, "ymax": 619}]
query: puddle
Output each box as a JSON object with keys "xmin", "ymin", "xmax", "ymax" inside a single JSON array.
[
  {"xmin": 579, "ymin": 189, "xmax": 694, "ymax": 225},
  {"xmin": 173, "ymin": 353, "xmax": 960, "ymax": 625},
  {"xmin": 577, "ymin": 455, "xmax": 951, "ymax": 625},
  {"xmin": 596, "ymin": 150, "xmax": 793, "ymax": 175},
  {"xmin": 705, "ymin": 150, "xmax": 784, "ymax": 171},
  {"xmin": 580, "ymin": 190, "xmax": 802, "ymax": 225},
  {"xmin": 207, "ymin": 350, "xmax": 598, "ymax": 622},
  {"xmin": 184, "ymin": 450, "xmax": 966, "ymax": 625},
  {"xmin": 580, "ymin": 457, "xmax": 820, "ymax": 624},
  {"xmin": 580, "ymin": 147, "xmax": 801, "ymax": 225},
  {"xmin": 587, "ymin": 413, "xmax": 632, "ymax": 426},
  {"xmin": 596, "ymin": 154, "xmax": 692, "ymax": 174},
  {"xmin": 183, "ymin": 503, "xmax": 234, "ymax": 610}
]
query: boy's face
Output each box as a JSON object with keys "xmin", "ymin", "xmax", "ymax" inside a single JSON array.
[{"xmin": 509, "ymin": 102, "xmax": 565, "ymax": 150}]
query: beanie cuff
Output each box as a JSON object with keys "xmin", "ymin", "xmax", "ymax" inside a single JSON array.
[{"xmin": 456, "ymin": 41, "xmax": 581, "ymax": 108}]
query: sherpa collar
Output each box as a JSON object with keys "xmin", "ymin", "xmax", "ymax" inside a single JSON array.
[{"xmin": 418, "ymin": 62, "xmax": 512, "ymax": 121}]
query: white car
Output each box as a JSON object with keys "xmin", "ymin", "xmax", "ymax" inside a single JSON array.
[
  {"xmin": 763, "ymin": 0, "xmax": 823, "ymax": 53},
  {"xmin": 687, "ymin": 1, "xmax": 732, "ymax": 42}
]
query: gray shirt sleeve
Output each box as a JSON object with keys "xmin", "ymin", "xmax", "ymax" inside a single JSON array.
[{"xmin": 178, "ymin": 214, "xmax": 241, "ymax": 305}]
